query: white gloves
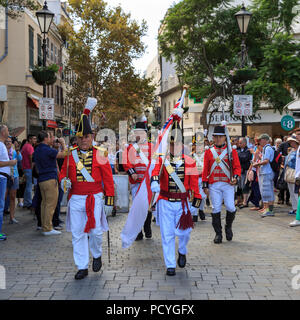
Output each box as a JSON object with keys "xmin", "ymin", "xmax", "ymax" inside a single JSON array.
[
  {"xmin": 151, "ymin": 181, "xmax": 160, "ymax": 193},
  {"xmin": 61, "ymin": 178, "xmax": 72, "ymax": 192},
  {"xmin": 104, "ymin": 205, "xmax": 113, "ymax": 216}
]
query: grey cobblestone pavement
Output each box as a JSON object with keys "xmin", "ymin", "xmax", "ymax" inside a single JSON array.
[{"xmin": 1, "ymin": 203, "xmax": 300, "ymax": 300}]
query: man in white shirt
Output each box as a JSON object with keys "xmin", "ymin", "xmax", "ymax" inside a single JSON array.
[{"xmin": 0, "ymin": 124, "xmax": 17, "ymax": 240}]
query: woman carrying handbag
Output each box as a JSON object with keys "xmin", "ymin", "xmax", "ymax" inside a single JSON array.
[{"xmin": 284, "ymin": 136, "xmax": 298, "ymax": 215}]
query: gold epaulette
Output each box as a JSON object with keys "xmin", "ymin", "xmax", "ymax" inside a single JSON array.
[
  {"xmin": 94, "ymin": 146, "xmax": 108, "ymax": 157},
  {"xmin": 64, "ymin": 146, "xmax": 78, "ymax": 157}
]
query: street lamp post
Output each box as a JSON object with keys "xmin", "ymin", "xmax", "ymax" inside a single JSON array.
[
  {"xmin": 177, "ymin": 72, "xmax": 184, "ymax": 145},
  {"xmin": 36, "ymin": 1, "xmax": 54, "ymax": 130},
  {"xmin": 235, "ymin": 4, "xmax": 252, "ymax": 137}
]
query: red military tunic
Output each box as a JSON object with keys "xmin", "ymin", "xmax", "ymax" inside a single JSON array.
[
  {"xmin": 123, "ymin": 142, "xmax": 153, "ymax": 184},
  {"xmin": 151, "ymin": 154, "xmax": 202, "ymax": 207},
  {"xmin": 59, "ymin": 146, "xmax": 114, "ymax": 232},
  {"xmin": 202, "ymin": 145, "xmax": 241, "ymax": 186}
]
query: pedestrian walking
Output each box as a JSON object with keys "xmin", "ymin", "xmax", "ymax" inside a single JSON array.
[
  {"xmin": 247, "ymin": 145, "xmax": 262, "ymax": 210},
  {"xmin": 202, "ymin": 124, "xmax": 241, "ymax": 244},
  {"xmin": 284, "ymin": 135, "xmax": 298, "ymax": 215},
  {"xmin": 33, "ymin": 131, "xmax": 65, "ymax": 235},
  {"xmin": 290, "ymin": 128, "xmax": 300, "ymax": 227},
  {"xmin": 0, "ymin": 124, "xmax": 17, "ymax": 240},
  {"xmin": 237, "ymin": 137, "xmax": 252, "ymax": 209},
  {"xmin": 150, "ymin": 121, "xmax": 202, "ymax": 276},
  {"xmin": 59, "ymin": 98, "xmax": 115, "ymax": 280},
  {"xmin": 123, "ymin": 116, "xmax": 153, "ymax": 241},
  {"xmin": 4, "ymin": 137, "xmax": 22, "ymax": 224},
  {"xmin": 21, "ymin": 134, "xmax": 37, "ymax": 209},
  {"xmin": 253, "ymin": 134, "xmax": 275, "ymax": 217}
]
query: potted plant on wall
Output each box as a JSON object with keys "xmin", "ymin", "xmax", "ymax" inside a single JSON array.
[{"xmin": 31, "ymin": 64, "xmax": 59, "ymax": 86}]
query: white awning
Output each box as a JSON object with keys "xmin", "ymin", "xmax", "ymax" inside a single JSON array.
[{"xmin": 286, "ymin": 99, "xmax": 300, "ymax": 111}]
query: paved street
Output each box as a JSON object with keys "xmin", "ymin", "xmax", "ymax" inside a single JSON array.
[{"xmin": 1, "ymin": 203, "xmax": 300, "ymax": 300}]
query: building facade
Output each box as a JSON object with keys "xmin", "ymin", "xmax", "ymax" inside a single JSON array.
[{"xmin": 0, "ymin": 0, "xmax": 72, "ymax": 140}]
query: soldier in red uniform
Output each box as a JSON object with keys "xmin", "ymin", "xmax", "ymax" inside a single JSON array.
[
  {"xmin": 123, "ymin": 117, "xmax": 153, "ymax": 240},
  {"xmin": 59, "ymin": 99, "xmax": 114, "ymax": 280},
  {"xmin": 150, "ymin": 122, "xmax": 202, "ymax": 276},
  {"xmin": 202, "ymin": 125, "xmax": 241, "ymax": 244}
]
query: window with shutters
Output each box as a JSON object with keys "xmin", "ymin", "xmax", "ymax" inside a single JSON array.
[
  {"xmin": 60, "ymin": 87, "xmax": 64, "ymax": 106},
  {"xmin": 54, "ymin": 46, "xmax": 57, "ymax": 63},
  {"xmin": 29, "ymin": 26, "xmax": 34, "ymax": 69},
  {"xmin": 55, "ymin": 86, "xmax": 60, "ymax": 104},
  {"xmin": 37, "ymin": 35, "xmax": 42, "ymax": 66},
  {"xmin": 51, "ymin": 43, "xmax": 54, "ymax": 61}
]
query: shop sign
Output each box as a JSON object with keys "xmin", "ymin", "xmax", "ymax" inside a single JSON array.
[{"xmin": 281, "ymin": 115, "xmax": 295, "ymax": 131}]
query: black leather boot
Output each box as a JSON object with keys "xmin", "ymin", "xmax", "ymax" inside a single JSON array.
[
  {"xmin": 225, "ymin": 210, "xmax": 236, "ymax": 241},
  {"xmin": 192, "ymin": 215, "xmax": 198, "ymax": 222},
  {"xmin": 92, "ymin": 256, "xmax": 102, "ymax": 272},
  {"xmin": 144, "ymin": 211, "xmax": 152, "ymax": 238},
  {"xmin": 177, "ymin": 251, "xmax": 186, "ymax": 268},
  {"xmin": 75, "ymin": 269, "xmax": 88, "ymax": 280},
  {"xmin": 211, "ymin": 212, "xmax": 222, "ymax": 244},
  {"xmin": 198, "ymin": 210, "xmax": 206, "ymax": 221},
  {"xmin": 135, "ymin": 231, "xmax": 143, "ymax": 241},
  {"xmin": 166, "ymin": 268, "xmax": 176, "ymax": 276}
]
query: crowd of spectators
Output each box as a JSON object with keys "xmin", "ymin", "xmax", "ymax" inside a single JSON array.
[{"xmin": 1, "ymin": 123, "xmax": 300, "ymax": 242}]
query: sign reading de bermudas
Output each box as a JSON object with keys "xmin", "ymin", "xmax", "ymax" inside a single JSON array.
[{"xmin": 207, "ymin": 110, "xmax": 288, "ymax": 125}]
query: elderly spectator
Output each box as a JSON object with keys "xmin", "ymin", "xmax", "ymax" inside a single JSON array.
[
  {"xmin": 4, "ymin": 137, "xmax": 22, "ymax": 224},
  {"xmin": 277, "ymin": 136, "xmax": 290, "ymax": 205},
  {"xmin": 52, "ymin": 137, "xmax": 66, "ymax": 230},
  {"xmin": 21, "ymin": 134, "xmax": 37, "ymax": 209},
  {"xmin": 237, "ymin": 137, "xmax": 252, "ymax": 208},
  {"xmin": 253, "ymin": 134, "xmax": 275, "ymax": 217},
  {"xmin": 33, "ymin": 131, "xmax": 66, "ymax": 236},
  {"xmin": 247, "ymin": 144, "xmax": 262, "ymax": 210},
  {"xmin": 274, "ymin": 138, "xmax": 282, "ymax": 151},
  {"xmin": 279, "ymin": 133, "xmax": 292, "ymax": 156},
  {"xmin": 0, "ymin": 124, "xmax": 17, "ymax": 240},
  {"xmin": 290, "ymin": 128, "xmax": 300, "ymax": 227},
  {"xmin": 284, "ymin": 135, "xmax": 299, "ymax": 215}
]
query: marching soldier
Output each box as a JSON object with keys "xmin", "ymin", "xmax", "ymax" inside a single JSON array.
[
  {"xmin": 150, "ymin": 122, "xmax": 202, "ymax": 276},
  {"xmin": 123, "ymin": 116, "xmax": 153, "ymax": 240},
  {"xmin": 59, "ymin": 99, "xmax": 115, "ymax": 280},
  {"xmin": 190, "ymin": 140, "xmax": 207, "ymax": 222},
  {"xmin": 202, "ymin": 125, "xmax": 241, "ymax": 244}
]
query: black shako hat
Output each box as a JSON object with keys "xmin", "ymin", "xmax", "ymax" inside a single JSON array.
[
  {"xmin": 134, "ymin": 122, "xmax": 148, "ymax": 131},
  {"xmin": 212, "ymin": 126, "xmax": 226, "ymax": 136},
  {"xmin": 76, "ymin": 114, "xmax": 93, "ymax": 137}
]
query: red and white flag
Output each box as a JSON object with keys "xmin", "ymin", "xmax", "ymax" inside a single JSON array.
[{"xmin": 121, "ymin": 90, "xmax": 186, "ymax": 249}]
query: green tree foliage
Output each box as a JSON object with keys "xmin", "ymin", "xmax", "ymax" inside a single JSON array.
[
  {"xmin": 0, "ymin": 0, "xmax": 38, "ymax": 18},
  {"xmin": 65, "ymin": 0, "xmax": 155, "ymax": 130},
  {"xmin": 158, "ymin": 0, "xmax": 300, "ymax": 128}
]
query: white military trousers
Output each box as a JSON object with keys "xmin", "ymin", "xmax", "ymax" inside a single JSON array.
[
  {"xmin": 157, "ymin": 199, "xmax": 192, "ymax": 268},
  {"xmin": 209, "ymin": 181, "xmax": 236, "ymax": 213},
  {"xmin": 68, "ymin": 192, "xmax": 106, "ymax": 270}
]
